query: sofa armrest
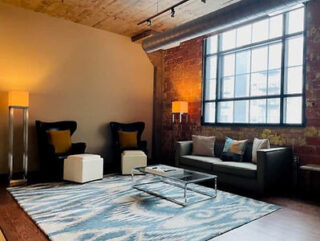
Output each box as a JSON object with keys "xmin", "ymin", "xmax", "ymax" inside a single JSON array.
[
  {"xmin": 175, "ymin": 141, "xmax": 193, "ymax": 167},
  {"xmin": 257, "ymin": 147, "xmax": 292, "ymax": 193}
]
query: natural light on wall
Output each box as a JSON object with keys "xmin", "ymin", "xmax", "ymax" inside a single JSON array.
[{"xmin": 202, "ymin": 5, "xmax": 305, "ymax": 126}]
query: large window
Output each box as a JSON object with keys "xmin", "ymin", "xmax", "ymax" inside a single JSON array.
[{"xmin": 203, "ymin": 6, "xmax": 305, "ymax": 126}]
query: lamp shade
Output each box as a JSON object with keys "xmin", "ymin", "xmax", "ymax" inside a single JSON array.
[
  {"xmin": 8, "ymin": 91, "xmax": 29, "ymax": 107},
  {"xmin": 172, "ymin": 101, "xmax": 188, "ymax": 113}
]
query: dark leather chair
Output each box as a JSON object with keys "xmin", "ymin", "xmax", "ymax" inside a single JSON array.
[
  {"xmin": 109, "ymin": 122, "xmax": 148, "ymax": 172},
  {"xmin": 35, "ymin": 120, "xmax": 86, "ymax": 181}
]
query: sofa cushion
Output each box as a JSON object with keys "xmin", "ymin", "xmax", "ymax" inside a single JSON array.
[
  {"xmin": 221, "ymin": 137, "xmax": 248, "ymax": 162},
  {"xmin": 252, "ymin": 138, "xmax": 270, "ymax": 163},
  {"xmin": 215, "ymin": 140, "xmax": 253, "ymax": 162},
  {"xmin": 192, "ymin": 135, "xmax": 215, "ymax": 156},
  {"xmin": 212, "ymin": 161, "xmax": 257, "ymax": 179},
  {"xmin": 180, "ymin": 155, "xmax": 222, "ymax": 170}
]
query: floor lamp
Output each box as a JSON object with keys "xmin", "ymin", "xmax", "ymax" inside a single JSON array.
[
  {"xmin": 171, "ymin": 101, "xmax": 188, "ymax": 166},
  {"xmin": 172, "ymin": 101, "xmax": 188, "ymax": 140},
  {"xmin": 8, "ymin": 91, "xmax": 29, "ymax": 186}
]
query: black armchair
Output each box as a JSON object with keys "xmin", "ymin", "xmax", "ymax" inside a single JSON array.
[
  {"xmin": 35, "ymin": 120, "xmax": 86, "ymax": 181},
  {"xmin": 109, "ymin": 122, "xmax": 148, "ymax": 171}
]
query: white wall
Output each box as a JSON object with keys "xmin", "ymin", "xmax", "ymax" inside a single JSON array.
[{"xmin": 0, "ymin": 2, "xmax": 153, "ymax": 174}]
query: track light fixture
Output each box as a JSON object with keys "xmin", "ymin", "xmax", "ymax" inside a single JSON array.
[
  {"xmin": 171, "ymin": 8, "xmax": 175, "ymax": 18},
  {"xmin": 138, "ymin": 0, "xmax": 206, "ymax": 26}
]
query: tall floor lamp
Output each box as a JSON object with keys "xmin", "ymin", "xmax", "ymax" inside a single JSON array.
[
  {"xmin": 8, "ymin": 91, "xmax": 29, "ymax": 186},
  {"xmin": 171, "ymin": 101, "xmax": 188, "ymax": 165},
  {"xmin": 172, "ymin": 101, "xmax": 188, "ymax": 141}
]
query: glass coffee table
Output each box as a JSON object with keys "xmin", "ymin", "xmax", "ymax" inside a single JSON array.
[{"xmin": 131, "ymin": 165, "xmax": 217, "ymax": 206}]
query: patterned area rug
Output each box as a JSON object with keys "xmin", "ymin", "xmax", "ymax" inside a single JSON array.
[{"xmin": 8, "ymin": 175, "xmax": 279, "ymax": 241}]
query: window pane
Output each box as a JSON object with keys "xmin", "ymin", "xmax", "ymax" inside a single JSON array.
[
  {"xmin": 251, "ymin": 71, "xmax": 267, "ymax": 96},
  {"xmin": 284, "ymin": 97, "xmax": 303, "ymax": 124},
  {"xmin": 268, "ymin": 69, "xmax": 281, "ymax": 95},
  {"xmin": 236, "ymin": 24, "xmax": 252, "ymax": 47},
  {"xmin": 285, "ymin": 66, "xmax": 303, "ymax": 94},
  {"xmin": 268, "ymin": 43, "xmax": 282, "ymax": 70},
  {"xmin": 267, "ymin": 98, "xmax": 280, "ymax": 123},
  {"xmin": 206, "ymin": 56, "xmax": 217, "ymax": 79},
  {"xmin": 252, "ymin": 47, "xmax": 268, "ymax": 72},
  {"xmin": 218, "ymin": 101, "xmax": 233, "ymax": 123},
  {"xmin": 205, "ymin": 79, "xmax": 216, "ymax": 100},
  {"xmin": 204, "ymin": 102, "xmax": 216, "ymax": 123},
  {"xmin": 222, "ymin": 29, "xmax": 236, "ymax": 51},
  {"xmin": 207, "ymin": 35, "xmax": 218, "ymax": 54},
  {"xmin": 236, "ymin": 50, "xmax": 251, "ymax": 75},
  {"xmin": 221, "ymin": 76, "xmax": 234, "ymax": 98},
  {"xmin": 234, "ymin": 100, "xmax": 249, "ymax": 123},
  {"xmin": 288, "ymin": 8, "xmax": 305, "ymax": 34},
  {"xmin": 269, "ymin": 15, "xmax": 283, "ymax": 39},
  {"xmin": 203, "ymin": 8, "xmax": 305, "ymax": 126},
  {"xmin": 252, "ymin": 19, "xmax": 269, "ymax": 43},
  {"xmin": 235, "ymin": 74, "xmax": 250, "ymax": 97},
  {"xmin": 250, "ymin": 99, "xmax": 267, "ymax": 123},
  {"xmin": 287, "ymin": 36, "xmax": 304, "ymax": 67},
  {"xmin": 222, "ymin": 54, "xmax": 235, "ymax": 76}
]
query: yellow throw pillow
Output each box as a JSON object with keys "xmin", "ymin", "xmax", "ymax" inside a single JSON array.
[
  {"xmin": 118, "ymin": 131, "xmax": 138, "ymax": 148},
  {"xmin": 47, "ymin": 130, "xmax": 72, "ymax": 154}
]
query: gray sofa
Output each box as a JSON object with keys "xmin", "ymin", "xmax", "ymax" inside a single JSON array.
[{"xmin": 175, "ymin": 140, "xmax": 293, "ymax": 194}]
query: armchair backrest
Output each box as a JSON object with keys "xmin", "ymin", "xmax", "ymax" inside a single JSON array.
[
  {"xmin": 35, "ymin": 120, "xmax": 77, "ymax": 157},
  {"xmin": 109, "ymin": 122, "xmax": 145, "ymax": 147}
]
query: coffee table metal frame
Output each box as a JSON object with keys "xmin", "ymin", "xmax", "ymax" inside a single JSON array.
[{"xmin": 131, "ymin": 166, "xmax": 217, "ymax": 207}]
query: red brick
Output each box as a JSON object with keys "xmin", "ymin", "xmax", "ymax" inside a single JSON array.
[
  {"xmin": 295, "ymin": 145, "xmax": 316, "ymax": 155},
  {"xmin": 306, "ymin": 137, "xmax": 320, "ymax": 145}
]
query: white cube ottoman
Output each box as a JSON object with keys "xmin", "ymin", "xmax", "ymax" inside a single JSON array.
[
  {"xmin": 64, "ymin": 154, "xmax": 104, "ymax": 183},
  {"xmin": 121, "ymin": 150, "xmax": 147, "ymax": 175}
]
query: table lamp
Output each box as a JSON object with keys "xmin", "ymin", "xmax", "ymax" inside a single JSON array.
[{"xmin": 8, "ymin": 91, "xmax": 29, "ymax": 186}]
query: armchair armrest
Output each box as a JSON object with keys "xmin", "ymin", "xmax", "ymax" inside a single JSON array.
[
  {"xmin": 71, "ymin": 142, "xmax": 86, "ymax": 154},
  {"xmin": 257, "ymin": 147, "xmax": 292, "ymax": 193},
  {"xmin": 175, "ymin": 141, "xmax": 193, "ymax": 167}
]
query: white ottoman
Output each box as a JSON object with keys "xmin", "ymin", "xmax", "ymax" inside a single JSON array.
[
  {"xmin": 121, "ymin": 150, "xmax": 147, "ymax": 175},
  {"xmin": 64, "ymin": 154, "xmax": 104, "ymax": 183}
]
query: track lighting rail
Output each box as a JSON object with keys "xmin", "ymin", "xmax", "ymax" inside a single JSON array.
[{"xmin": 137, "ymin": 0, "xmax": 206, "ymax": 26}]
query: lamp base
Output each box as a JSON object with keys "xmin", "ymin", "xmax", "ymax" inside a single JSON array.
[{"xmin": 9, "ymin": 178, "xmax": 27, "ymax": 187}]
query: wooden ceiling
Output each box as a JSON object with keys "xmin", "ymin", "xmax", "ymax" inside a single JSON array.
[{"xmin": 0, "ymin": 0, "xmax": 241, "ymax": 38}]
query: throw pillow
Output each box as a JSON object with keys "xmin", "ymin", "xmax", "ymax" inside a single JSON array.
[
  {"xmin": 252, "ymin": 138, "xmax": 270, "ymax": 163},
  {"xmin": 192, "ymin": 135, "xmax": 215, "ymax": 156},
  {"xmin": 118, "ymin": 131, "xmax": 138, "ymax": 148},
  {"xmin": 47, "ymin": 130, "xmax": 72, "ymax": 154},
  {"xmin": 221, "ymin": 137, "xmax": 248, "ymax": 162}
]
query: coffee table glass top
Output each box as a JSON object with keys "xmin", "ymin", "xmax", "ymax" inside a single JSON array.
[{"xmin": 133, "ymin": 165, "xmax": 216, "ymax": 184}]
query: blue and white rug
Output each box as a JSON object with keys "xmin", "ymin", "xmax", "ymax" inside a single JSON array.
[{"xmin": 8, "ymin": 175, "xmax": 279, "ymax": 241}]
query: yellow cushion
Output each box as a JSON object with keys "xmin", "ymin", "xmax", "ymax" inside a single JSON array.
[
  {"xmin": 47, "ymin": 130, "xmax": 72, "ymax": 154},
  {"xmin": 118, "ymin": 131, "xmax": 138, "ymax": 148}
]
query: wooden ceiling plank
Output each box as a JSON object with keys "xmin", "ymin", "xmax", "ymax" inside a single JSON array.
[{"xmin": 0, "ymin": 0, "xmax": 242, "ymax": 38}]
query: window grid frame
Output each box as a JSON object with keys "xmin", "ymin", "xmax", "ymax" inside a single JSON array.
[{"xmin": 202, "ymin": 6, "xmax": 306, "ymax": 127}]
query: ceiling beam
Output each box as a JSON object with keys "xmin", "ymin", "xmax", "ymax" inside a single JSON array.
[{"xmin": 131, "ymin": 30, "xmax": 158, "ymax": 42}]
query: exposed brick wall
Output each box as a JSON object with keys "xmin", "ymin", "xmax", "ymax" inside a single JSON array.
[{"xmin": 148, "ymin": 0, "xmax": 320, "ymax": 180}]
